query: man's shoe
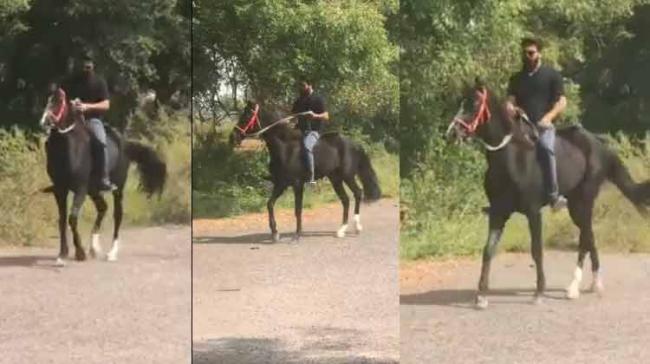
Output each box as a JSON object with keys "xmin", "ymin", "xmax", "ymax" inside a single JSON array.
[{"xmin": 551, "ymin": 195, "xmax": 567, "ymax": 212}]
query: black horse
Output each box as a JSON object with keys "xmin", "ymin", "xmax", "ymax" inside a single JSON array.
[
  {"xmin": 40, "ymin": 86, "xmax": 166, "ymax": 265},
  {"xmin": 447, "ymin": 81, "xmax": 650, "ymax": 308},
  {"xmin": 230, "ymin": 102, "xmax": 381, "ymax": 242}
]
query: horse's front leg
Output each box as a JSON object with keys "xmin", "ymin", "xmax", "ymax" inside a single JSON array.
[
  {"xmin": 292, "ymin": 183, "xmax": 304, "ymax": 242},
  {"xmin": 331, "ymin": 179, "xmax": 350, "ymax": 238},
  {"xmin": 88, "ymin": 192, "xmax": 108, "ymax": 259},
  {"xmin": 54, "ymin": 189, "xmax": 69, "ymax": 266},
  {"xmin": 69, "ymin": 189, "xmax": 87, "ymax": 261},
  {"xmin": 528, "ymin": 211, "xmax": 545, "ymax": 303},
  {"xmin": 476, "ymin": 212, "xmax": 510, "ymax": 309},
  {"xmin": 267, "ymin": 183, "xmax": 287, "ymax": 243}
]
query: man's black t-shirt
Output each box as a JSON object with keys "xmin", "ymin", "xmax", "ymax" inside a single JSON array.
[
  {"xmin": 64, "ymin": 73, "xmax": 110, "ymax": 119},
  {"xmin": 291, "ymin": 92, "xmax": 326, "ymax": 133},
  {"xmin": 507, "ymin": 65, "xmax": 564, "ymax": 124}
]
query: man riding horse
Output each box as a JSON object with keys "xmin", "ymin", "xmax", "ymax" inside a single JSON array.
[
  {"xmin": 291, "ymin": 78, "xmax": 330, "ymax": 184},
  {"xmin": 62, "ymin": 54, "xmax": 116, "ymax": 191},
  {"xmin": 505, "ymin": 37, "xmax": 568, "ymax": 210}
]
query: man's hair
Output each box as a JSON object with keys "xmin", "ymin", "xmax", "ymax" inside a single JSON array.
[
  {"xmin": 521, "ymin": 37, "xmax": 543, "ymax": 51},
  {"xmin": 82, "ymin": 53, "xmax": 94, "ymax": 64}
]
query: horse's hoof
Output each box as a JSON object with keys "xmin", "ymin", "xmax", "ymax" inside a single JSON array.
[
  {"xmin": 74, "ymin": 249, "xmax": 86, "ymax": 261},
  {"xmin": 54, "ymin": 257, "xmax": 66, "ymax": 267},
  {"xmin": 475, "ymin": 295, "xmax": 489, "ymax": 310},
  {"xmin": 590, "ymin": 281, "xmax": 604, "ymax": 296},
  {"xmin": 566, "ymin": 286, "xmax": 580, "ymax": 300},
  {"xmin": 271, "ymin": 232, "xmax": 280, "ymax": 243},
  {"xmin": 336, "ymin": 225, "xmax": 347, "ymax": 238},
  {"xmin": 533, "ymin": 294, "xmax": 544, "ymax": 305},
  {"xmin": 354, "ymin": 215, "xmax": 363, "ymax": 233},
  {"xmin": 106, "ymin": 250, "xmax": 118, "ymax": 262}
]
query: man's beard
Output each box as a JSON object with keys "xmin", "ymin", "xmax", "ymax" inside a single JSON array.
[{"xmin": 523, "ymin": 57, "xmax": 540, "ymax": 71}]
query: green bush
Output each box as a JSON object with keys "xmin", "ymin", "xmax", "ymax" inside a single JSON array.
[
  {"xmin": 192, "ymin": 122, "xmax": 398, "ymax": 219},
  {"xmin": 0, "ymin": 110, "xmax": 190, "ymax": 247},
  {"xmin": 401, "ymin": 133, "xmax": 650, "ymax": 260}
]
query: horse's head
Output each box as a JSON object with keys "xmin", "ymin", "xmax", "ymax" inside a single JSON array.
[
  {"xmin": 39, "ymin": 83, "xmax": 82, "ymax": 132},
  {"xmin": 446, "ymin": 79, "xmax": 493, "ymax": 144},
  {"xmin": 230, "ymin": 101, "xmax": 262, "ymax": 146}
]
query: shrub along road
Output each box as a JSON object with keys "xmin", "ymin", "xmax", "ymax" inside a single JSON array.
[{"xmin": 193, "ymin": 199, "xmax": 400, "ymax": 364}]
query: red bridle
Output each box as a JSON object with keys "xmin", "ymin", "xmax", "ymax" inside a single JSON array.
[
  {"xmin": 453, "ymin": 88, "xmax": 491, "ymax": 134},
  {"xmin": 50, "ymin": 88, "xmax": 68, "ymax": 125},
  {"xmin": 235, "ymin": 104, "xmax": 261, "ymax": 134}
]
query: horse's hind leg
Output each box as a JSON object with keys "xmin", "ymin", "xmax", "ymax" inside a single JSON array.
[
  {"xmin": 107, "ymin": 190, "xmax": 123, "ymax": 261},
  {"xmin": 88, "ymin": 193, "xmax": 108, "ymax": 259},
  {"xmin": 268, "ymin": 183, "xmax": 288, "ymax": 242},
  {"xmin": 291, "ymin": 183, "xmax": 304, "ymax": 242},
  {"xmin": 344, "ymin": 177, "xmax": 363, "ymax": 233},
  {"xmin": 54, "ymin": 190, "xmax": 69, "ymax": 266},
  {"xmin": 69, "ymin": 190, "xmax": 87, "ymax": 261},
  {"xmin": 331, "ymin": 179, "xmax": 350, "ymax": 238},
  {"xmin": 527, "ymin": 211, "xmax": 545, "ymax": 303},
  {"xmin": 476, "ymin": 212, "xmax": 510, "ymax": 309},
  {"xmin": 566, "ymin": 198, "xmax": 598, "ymax": 298}
]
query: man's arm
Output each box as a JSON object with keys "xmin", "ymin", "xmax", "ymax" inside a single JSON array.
[
  {"xmin": 307, "ymin": 95, "xmax": 329, "ymax": 121},
  {"xmin": 81, "ymin": 99, "xmax": 110, "ymax": 113},
  {"xmin": 539, "ymin": 71, "xmax": 566, "ymax": 127},
  {"xmin": 538, "ymin": 96, "xmax": 566, "ymax": 127}
]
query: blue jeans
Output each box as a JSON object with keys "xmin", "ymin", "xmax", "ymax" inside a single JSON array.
[
  {"xmin": 87, "ymin": 118, "xmax": 111, "ymax": 184},
  {"xmin": 538, "ymin": 126, "xmax": 559, "ymax": 201},
  {"xmin": 303, "ymin": 131, "xmax": 320, "ymax": 180}
]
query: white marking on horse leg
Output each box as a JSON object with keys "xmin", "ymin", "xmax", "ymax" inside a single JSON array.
[
  {"xmin": 476, "ymin": 295, "xmax": 489, "ymax": 309},
  {"xmin": 106, "ymin": 239, "xmax": 119, "ymax": 262},
  {"xmin": 566, "ymin": 266, "xmax": 583, "ymax": 299},
  {"xmin": 55, "ymin": 257, "xmax": 66, "ymax": 267},
  {"xmin": 354, "ymin": 214, "xmax": 363, "ymax": 233},
  {"xmin": 89, "ymin": 233, "xmax": 102, "ymax": 258},
  {"xmin": 336, "ymin": 224, "xmax": 348, "ymax": 238},
  {"xmin": 591, "ymin": 270, "xmax": 604, "ymax": 296}
]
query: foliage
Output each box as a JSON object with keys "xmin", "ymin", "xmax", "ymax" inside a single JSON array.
[
  {"xmin": 0, "ymin": 0, "xmax": 190, "ymax": 127},
  {"xmin": 400, "ymin": 0, "xmax": 650, "ymax": 259},
  {"xmin": 0, "ymin": 110, "xmax": 189, "ymax": 246},
  {"xmin": 192, "ymin": 122, "xmax": 398, "ymax": 219},
  {"xmin": 193, "ymin": 0, "xmax": 398, "ymax": 146}
]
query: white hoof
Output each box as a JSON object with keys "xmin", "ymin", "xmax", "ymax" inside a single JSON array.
[
  {"xmin": 272, "ymin": 232, "xmax": 280, "ymax": 242},
  {"xmin": 89, "ymin": 233, "xmax": 103, "ymax": 259},
  {"xmin": 476, "ymin": 295, "xmax": 489, "ymax": 309},
  {"xmin": 566, "ymin": 266, "xmax": 583, "ymax": 300},
  {"xmin": 106, "ymin": 239, "xmax": 119, "ymax": 262},
  {"xmin": 336, "ymin": 224, "xmax": 347, "ymax": 238},
  {"xmin": 591, "ymin": 273, "xmax": 604, "ymax": 296},
  {"xmin": 533, "ymin": 294, "xmax": 543, "ymax": 305},
  {"xmin": 55, "ymin": 257, "xmax": 66, "ymax": 267},
  {"xmin": 566, "ymin": 284, "xmax": 580, "ymax": 300},
  {"xmin": 354, "ymin": 214, "xmax": 363, "ymax": 233}
]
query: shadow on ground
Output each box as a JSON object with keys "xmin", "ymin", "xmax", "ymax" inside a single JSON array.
[
  {"xmin": 0, "ymin": 255, "xmax": 60, "ymax": 270},
  {"xmin": 193, "ymin": 326, "xmax": 397, "ymax": 364},
  {"xmin": 400, "ymin": 288, "xmax": 568, "ymax": 308},
  {"xmin": 192, "ymin": 230, "xmax": 356, "ymax": 245}
]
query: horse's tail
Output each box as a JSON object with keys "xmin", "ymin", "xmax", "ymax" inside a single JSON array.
[
  {"xmin": 356, "ymin": 147, "xmax": 381, "ymax": 202},
  {"xmin": 125, "ymin": 141, "xmax": 167, "ymax": 197},
  {"xmin": 607, "ymin": 151, "xmax": 650, "ymax": 213}
]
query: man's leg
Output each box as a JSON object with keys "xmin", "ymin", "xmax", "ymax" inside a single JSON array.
[
  {"xmin": 303, "ymin": 131, "xmax": 320, "ymax": 184},
  {"xmin": 539, "ymin": 126, "xmax": 566, "ymax": 210},
  {"xmin": 87, "ymin": 118, "xmax": 116, "ymax": 191}
]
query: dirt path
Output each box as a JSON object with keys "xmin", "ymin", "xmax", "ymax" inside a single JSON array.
[
  {"xmin": 401, "ymin": 251, "xmax": 650, "ymax": 364},
  {"xmin": 193, "ymin": 199, "xmax": 399, "ymax": 364},
  {"xmin": 0, "ymin": 225, "xmax": 191, "ymax": 364}
]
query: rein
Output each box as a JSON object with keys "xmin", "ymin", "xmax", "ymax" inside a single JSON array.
[{"xmin": 447, "ymin": 88, "xmax": 514, "ymax": 152}]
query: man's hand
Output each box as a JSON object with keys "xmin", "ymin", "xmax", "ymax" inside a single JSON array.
[
  {"xmin": 538, "ymin": 115, "xmax": 553, "ymax": 129},
  {"xmin": 304, "ymin": 110, "xmax": 316, "ymax": 119}
]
